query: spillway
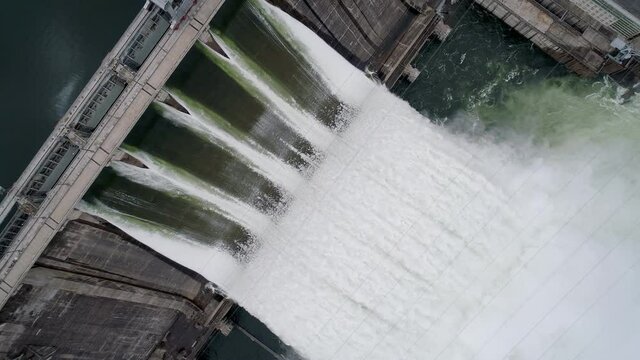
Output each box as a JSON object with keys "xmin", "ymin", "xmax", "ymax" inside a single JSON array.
[{"xmin": 82, "ymin": 0, "xmax": 640, "ymax": 359}]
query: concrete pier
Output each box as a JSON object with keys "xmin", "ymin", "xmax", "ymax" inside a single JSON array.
[
  {"xmin": 0, "ymin": 0, "xmax": 226, "ymax": 310},
  {"xmin": 269, "ymin": 0, "xmax": 449, "ymax": 86},
  {"xmin": 0, "ymin": 0, "xmax": 463, "ymax": 357},
  {"xmin": 0, "ymin": 216, "xmax": 233, "ymax": 359},
  {"xmin": 474, "ymin": 0, "xmax": 640, "ymax": 84}
]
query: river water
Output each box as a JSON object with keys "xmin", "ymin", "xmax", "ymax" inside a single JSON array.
[
  {"xmin": 0, "ymin": 0, "xmax": 141, "ymax": 191},
  {"xmin": 82, "ymin": 0, "xmax": 640, "ymax": 359}
]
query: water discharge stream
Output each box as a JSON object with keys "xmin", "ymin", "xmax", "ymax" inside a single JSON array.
[
  {"xmin": 156, "ymin": 99, "xmax": 303, "ymax": 191},
  {"xmin": 111, "ymin": 153, "xmax": 271, "ymax": 233},
  {"xmin": 83, "ymin": 1, "xmax": 640, "ymax": 359}
]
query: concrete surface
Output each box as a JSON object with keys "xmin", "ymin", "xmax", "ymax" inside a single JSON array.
[
  {"xmin": 0, "ymin": 218, "xmax": 227, "ymax": 359},
  {"xmin": 610, "ymin": 0, "xmax": 640, "ymax": 19},
  {"xmin": 269, "ymin": 0, "xmax": 446, "ymax": 84},
  {"xmin": 0, "ymin": 0, "xmax": 226, "ymax": 310}
]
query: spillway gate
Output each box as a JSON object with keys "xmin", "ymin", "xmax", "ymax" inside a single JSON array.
[{"xmin": 0, "ymin": 0, "xmax": 227, "ymax": 309}]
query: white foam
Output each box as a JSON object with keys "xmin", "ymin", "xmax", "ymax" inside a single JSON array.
[
  {"xmin": 111, "ymin": 158, "xmax": 271, "ymax": 234},
  {"xmin": 201, "ymin": 40, "xmax": 335, "ymax": 149},
  {"xmin": 78, "ymin": 200, "xmax": 242, "ymax": 289},
  {"xmin": 157, "ymin": 100, "xmax": 303, "ymax": 191},
  {"xmin": 224, "ymin": 86, "xmax": 640, "ymax": 360}
]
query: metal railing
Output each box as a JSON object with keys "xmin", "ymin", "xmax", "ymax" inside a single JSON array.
[
  {"xmin": 22, "ymin": 140, "xmax": 80, "ymax": 202},
  {"xmin": 0, "ymin": 1, "xmax": 179, "ymax": 270},
  {"xmin": 0, "ymin": 205, "xmax": 29, "ymax": 258},
  {"xmin": 570, "ymin": 0, "xmax": 640, "ymax": 38}
]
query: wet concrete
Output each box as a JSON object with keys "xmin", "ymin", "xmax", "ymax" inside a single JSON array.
[
  {"xmin": 269, "ymin": 0, "xmax": 447, "ymax": 85},
  {"xmin": 0, "ymin": 217, "xmax": 227, "ymax": 359}
]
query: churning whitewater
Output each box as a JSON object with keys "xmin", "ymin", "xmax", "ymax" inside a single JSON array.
[
  {"xmin": 83, "ymin": 1, "xmax": 640, "ymax": 359},
  {"xmin": 233, "ymin": 82, "xmax": 640, "ymax": 360}
]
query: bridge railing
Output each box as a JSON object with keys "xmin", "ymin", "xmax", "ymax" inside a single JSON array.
[
  {"xmin": 0, "ymin": 1, "xmax": 184, "ymax": 272},
  {"xmin": 73, "ymin": 75, "xmax": 128, "ymax": 136}
]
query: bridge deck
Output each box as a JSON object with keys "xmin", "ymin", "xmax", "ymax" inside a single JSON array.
[
  {"xmin": 0, "ymin": 0, "xmax": 225, "ymax": 309},
  {"xmin": 611, "ymin": 0, "xmax": 640, "ymax": 19}
]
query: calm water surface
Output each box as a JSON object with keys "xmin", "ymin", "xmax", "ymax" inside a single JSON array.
[{"xmin": 0, "ymin": 0, "xmax": 142, "ymax": 191}]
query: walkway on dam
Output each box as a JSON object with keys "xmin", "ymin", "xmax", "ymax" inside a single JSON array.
[
  {"xmin": 612, "ymin": 0, "xmax": 640, "ymax": 18},
  {"xmin": 0, "ymin": 0, "xmax": 225, "ymax": 309}
]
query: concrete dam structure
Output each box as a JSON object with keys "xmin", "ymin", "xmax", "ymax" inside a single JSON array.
[
  {"xmin": 0, "ymin": 0, "xmax": 226, "ymax": 309},
  {"xmin": 0, "ymin": 0, "xmax": 450, "ymax": 357},
  {"xmin": 473, "ymin": 0, "xmax": 640, "ymax": 89},
  {"xmin": 2, "ymin": 0, "xmax": 639, "ymax": 358},
  {"xmin": 267, "ymin": 0, "xmax": 451, "ymax": 84},
  {"xmin": 1, "ymin": 215, "xmax": 233, "ymax": 359}
]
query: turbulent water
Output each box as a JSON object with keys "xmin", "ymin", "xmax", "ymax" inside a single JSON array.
[{"xmin": 83, "ymin": 1, "xmax": 640, "ymax": 359}]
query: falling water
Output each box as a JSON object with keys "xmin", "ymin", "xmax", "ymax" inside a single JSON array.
[
  {"xmin": 155, "ymin": 100, "xmax": 303, "ymax": 190},
  {"xmin": 230, "ymin": 84, "xmax": 640, "ymax": 359},
  {"xmin": 82, "ymin": 0, "xmax": 640, "ymax": 359},
  {"xmin": 78, "ymin": 199, "xmax": 242, "ymax": 287},
  {"xmin": 110, "ymin": 152, "xmax": 271, "ymax": 233}
]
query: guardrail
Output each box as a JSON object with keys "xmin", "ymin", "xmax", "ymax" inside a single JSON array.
[
  {"xmin": 593, "ymin": 0, "xmax": 640, "ymax": 39},
  {"xmin": 0, "ymin": 4, "xmax": 173, "ymax": 259},
  {"xmin": 0, "ymin": 0, "xmax": 225, "ymax": 308}
]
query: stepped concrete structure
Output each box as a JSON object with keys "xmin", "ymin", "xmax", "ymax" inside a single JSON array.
[
  {"xmin": 474, "ymin": 0, "xmax": 640, "ymax": 89},
  {"xmin": 0, "ymin": 0, "xmax": 450, "ymax": 357},
  {"xmin": 0, "ymin": 0, "xmax": 225, "ymax": 310},
  {"xmin": 0, "ymin": 215, "xmax": 234, "ymax": 359}
]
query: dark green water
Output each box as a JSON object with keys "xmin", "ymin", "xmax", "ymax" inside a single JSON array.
[
  {"xmin": 0, "ymin": 0, "xmax": 142, "ymax": 190},
  {"xmin": 395, "ymin": 0, "xmax": 566, "ymax": 121},
  {"xmin": 84, "ymin": 0, "xmax": 342, "ymax": 256},
  {"xmin": 393, "ymin": 0, "xmax": 632, "ymax": 148},
  {"xmin": 76, "ymin": 1, "xmax": 640, "ymax": 359}
]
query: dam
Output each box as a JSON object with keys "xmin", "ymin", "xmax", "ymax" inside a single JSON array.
[
  {"xmin": 0, "ymin": 0, "xmax": 450, "ymax": 357},
  {"xmin": 1, "ymin": 0, "xmax": 640, "ymax": 359},
  {"xmin": 472, "ymin": 0, "xmax": 640, "ymax": 92}
]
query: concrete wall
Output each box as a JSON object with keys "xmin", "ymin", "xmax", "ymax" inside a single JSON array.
[
  {"xmin": 0, "ymin": 217, "xmax": 223, "ymax": 359},
  {"xmin": 269, "ymin": 0, "xmax": 411, "ymax": 66},
  {"xmin": 0, "ymin": 0, "xmax": 227, "ymax": 312},
  {"xmin": 269, "ymin": 0, "xmax": 446, "ymax": 85},
  {"xmin": 40, "ymin": 219, "xmax": 204, "ymax": 300},
  {"xmin": 473, "ymin": 0, "xmax": 638, "ymax": 78}
]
